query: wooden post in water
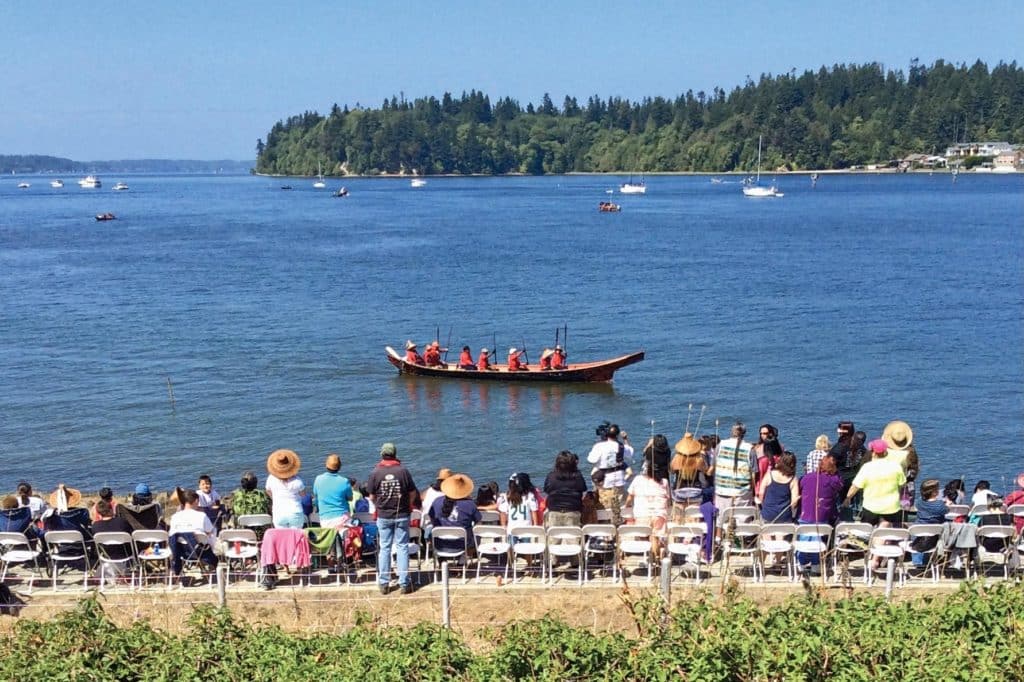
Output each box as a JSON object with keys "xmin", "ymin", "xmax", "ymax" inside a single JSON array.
[{"xmin": 165, "ymin": 376, "xmax": 176, "ymax": 412}]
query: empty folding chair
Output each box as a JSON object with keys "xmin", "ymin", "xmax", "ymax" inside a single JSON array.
[
  {"xmin": 945, "ymin": 504, "xmax": 969, "ymax": 521},
  {"xmin": 546, "ymin": 526, "xmax": 584, "ymax": 585},
  {"xmin": 478, "ymin": 510, "xmax": 501, "ymax": 525},
  {"xmin": 665, "ymin": 523, "xmax": 705, "ymax": 585},
  {"xmin": 617, "ymin": 525, "xmax": 653, "ymax": 581},
  {"xmin": 509, "ymin": 526, "xmax": 547, "ymax": 583},
  {"xmin": 582, "ymin": 523, "xmax": 617, "ymax": 583},
  {"xmin": 431, "ymin": 527, "xmax": 469, "ymax": 583},
  {"xmin": 756, "ymin": 523, "xmax": 797, "ymax": 582},
  {"xmin": 720, "ymin": 522, "xmax": 761, "ymax": 580},
  {"xmin": 43, "ymin": 530, "xmax": 91, "ymax": 591},
  {"xmin": 219, "ymin": 529, "xmax": 261, "ymax": 585},
  {"xmin": 832, "ymin": 522, "xmax": 873, "ymax": 585},
  {"xmin": 235, "ymin": 514, "xmax": 273, "ymax": 541},
  {"xmin": 171, "ymin": 531, "xmax": 216, "ymax": 587},
  {"xmin": 866, "ymin": 527, "xmax": 910, "ymax": 587},
  {"xmin": 473, "ymin": 525, "xmax": 510, "ymax": 583},
  {"xmin": 93, "ymin": 532, "xmax": 139, "ymax": 591},
  {"xmin": 0, "ymin": 532, "xmax": 44, "ymax": 592},
  {"xmin": 793, "ymin": 524, "xmax": 833, "ymax": 577},
  {"xmin": 719, "ymin": 505, "xmax": 758, "ymax": 526},
  {"xmin": 391, "ymin": 526, "xmax": 424, "ymax": 585},
  {"xmin": 132, "ymin": 529, "xmax": 172, "ymax": 588},
  {"xmin": 975, "ymin": 526, "xmax": 1016, "ymax": 580}
]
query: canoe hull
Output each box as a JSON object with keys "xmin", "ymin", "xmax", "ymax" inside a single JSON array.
[{"xmin": 385, "ymin": 346, "xmax": 643, "ymax": 383}]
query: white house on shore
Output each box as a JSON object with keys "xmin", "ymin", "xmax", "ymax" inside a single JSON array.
[{"xmin": 944, "ymin": 141, "xmax": 1013, "ymax": 159}]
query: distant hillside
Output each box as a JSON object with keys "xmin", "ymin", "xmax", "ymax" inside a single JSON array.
[
  {"xmin": 256, "ymin": 59, "xmax": 1024, "ymax": 175},
  {"xmin": 0, "ymin": 155, "xmax": 253, "ymax": 174}
]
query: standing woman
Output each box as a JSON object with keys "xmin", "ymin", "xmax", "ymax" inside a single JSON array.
[
  {"xmin": 642, "ymin": 434, "xmax": 673, "ymax": 484},
  {"xmin": 842, "ymin": 439, "xmax": 906, "ymax": 528},
  {"xmin": 669, "ymin": 433, "xmax": 709, "ymax": 521},
  {"xmin": 625, "ymin": 451, "xmax": 670, "ymax": 558},
  {"xmin": 757, "ymin": 451, "xmax": 800, "ymax": 523},
  {"xmin": 543, "ymin": 450, "xmax": 587, "ymax": 528},
  {"xmin": 498, "ymin": 473, "xmax": 541, "ymax": 536},
  {"xmin": 265, "ymin": 449, "xmax": 306, "ymax": 529}
]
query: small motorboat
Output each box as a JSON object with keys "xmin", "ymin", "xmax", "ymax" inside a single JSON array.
[
  {"xmin": 78, "ymin": 175, "xmax": 101, "ymax": 188},
  {"xmin": 113, "ymin": 182, "xmax": 129, "ymax": 191},
  {"xmin": 280, "ymin": 185, "xmax": 293, "ymax": 190},
  {"xmin": 598, "ymin": 201, "xmax": 621, "ymax": 212},
  {"xmin": 95, "ymin": 213, "xmax": 116, "ymax": 221},
  {"xmin": 335, "ymin": 187, "xmax": 349, "ymax": 197},
  {"xmin": 17, "ymin": 182, "xmax": 30, "ymax": 189},
  {"xmin": 410, "ymin": 178, "xmax": 427, "ymax": 188},
  {"xmin": 50, "ymin": 179, "xmax": 64, "ymax": 188}
]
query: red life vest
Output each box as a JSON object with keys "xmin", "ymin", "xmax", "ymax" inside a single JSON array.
[
  {"xmin": 551, "ymin": 350, "xmax": 566, "ymax": 368},
  {"xmin": 539, "ymin": 355, "xmax": 552, "ymax": 370},
  {"xmin": 405, "ymin": 350, "xmax": 424, "ymax": 364},
  {"xmin": 423, "ymin": 348, "xmax": 441, "ymax": 365},
  {"xmin": 459, "ymin": 350, "xmax": 475, "ymax": 367},
  {"xmin": 477, "ymin": 355, "xmax": 491, "ymax": 370}
]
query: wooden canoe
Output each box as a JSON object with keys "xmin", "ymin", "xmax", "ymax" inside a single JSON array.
[{"xmin": 385, "ymin": 346, "xmax": 644, "ymax": 383}]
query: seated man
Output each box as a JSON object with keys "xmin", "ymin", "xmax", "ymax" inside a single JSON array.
[
  {"xmin": 507, "ymin": 347, "xmax": 529, "ymax": 371},
  {"xmin": 551, "ymin": 345, "xmax": 567, "ymax": 369},
  {"xmin": 476, "ymin": 348, "xmax": 496, "ymax": 371},
  {"xmin": 423, "ymin": 341, "xmax": 447, "ymax": 367},
  {"xmin": 457, "ymin": 345, "xmax": 476, "ymax": 370},
  {"xmin": 539, "ymin": 349, "xmax": 554, "ymax": 370},
  {"xmin": 168, "ymin": 489, "xmax": 218, "ymax": 583},
  {"xmin": 404, "ymin": 340, "xmax": 425, "ymax": 364}
]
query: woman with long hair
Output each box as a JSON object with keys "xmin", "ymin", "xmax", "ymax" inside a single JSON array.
[
  {"xmin": 625, "ymin": 448, "xmax": 670, "ymax": 558},
  {"xmin": 499, "ymin": 473, "xmax": 541, "ymax": 534},
  {"xmin": 543, "ymin": 450, "xmax": 587, "ymax": 528}
]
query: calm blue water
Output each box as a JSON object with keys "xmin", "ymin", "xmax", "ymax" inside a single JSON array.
[{"xmin": 1, "ymin": 173, "xmax": 1022, "ymax": 496}]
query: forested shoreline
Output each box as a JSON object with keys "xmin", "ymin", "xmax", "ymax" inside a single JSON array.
[{"xmin": 256, "ymin": 60, "xmax": 1024, "ymax": 176}]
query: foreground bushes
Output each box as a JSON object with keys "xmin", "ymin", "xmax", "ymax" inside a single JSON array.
[{"xmin": 1, "ymin": 583, "xmax": 1022, "ymax": 681}]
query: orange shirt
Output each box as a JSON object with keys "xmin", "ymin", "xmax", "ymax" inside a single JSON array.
[
  {"xmin": 539, "ymin": 355, "xmax": 552, "ymax": 370},
  {"xmin": 508, "ymin": 353, "xmax": 526, "ymax": 371},
  {"xmin": 551, "ymin": 350, "xmax": 566, "ymax": 368},
  {"xmin": 424, "ymin": 348, "xmax": 442, "ymax": 365},
  {"xmin": 459, "ymin": 350, "xmax": 475, "ymax": 367},
  {"xmin": 405, "ymin": 350, "xmax": 425, "ymax": 364},
  {"xmin": 477, "ymin": 355, "xmax": 492, "ymax": 370}
]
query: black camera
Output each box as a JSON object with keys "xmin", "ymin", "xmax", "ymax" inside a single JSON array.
[{"xmin": 595, "ymin": 420, "xmax": 611, "ymax": 439}]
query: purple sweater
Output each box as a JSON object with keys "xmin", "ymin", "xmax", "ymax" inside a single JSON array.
[{"xmin": 798, "ymin": 472, "xmax": 844, "ymax": 524}]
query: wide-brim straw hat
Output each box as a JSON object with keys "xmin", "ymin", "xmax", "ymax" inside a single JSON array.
[
  {"xmin": 405, "ymin": 340, "xmax": 417, "ymax": 350},
  {"xmin": 436, "ymin": 467, "xmax": 453, "ymax": 481},
  {"xmin": 440, "ymin": 473, "xmax": 474, "ymax": 500},
  {"xmin": 267, "ymin": 449, "xmax": 301, "ymax": 478},
  {"xmin": 48, "ymin": 484, "xmax": 82, "ymax": 509},
  {"xmin": 541, "ymin": 349, "xmax": 555, "ymax": 360},
  {"xmin": 882, "ymin": 420, "xmax": 913, "ymax": 449},
  {"xmin": 670, "ymin": 433, "xmax": 702, "ymax": 471}
]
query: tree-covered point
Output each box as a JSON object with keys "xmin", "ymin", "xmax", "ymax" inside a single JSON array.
[{"xmin": 256, "ymin": 59, "xmax": 1024, "ymax": 176}]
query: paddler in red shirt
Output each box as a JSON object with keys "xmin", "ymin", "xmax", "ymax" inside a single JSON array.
[
  {"xmin": 551, "ymin": 345, "xmax": 567, "ymax": 369},
  {"xmin": 404, "ymin": 340, "xmax": 425, "ymax": 364},
  {"xmin": 458, "ymin": 345, "xmax": 476, "ymax": 370},
  {"xmin": 423, "ymin": 341, "xmax": 446, "ymax": 367},
  {"xmin": 507, "ymin": 347, "xmax": 529, "ymax": 371},
  {"xmin": 476, "ymin": 348, "xmax": 495, "ymax": 370},
  {"xmin": 539, "ymin": 348, "xmax": 554, "ymax": 370}
]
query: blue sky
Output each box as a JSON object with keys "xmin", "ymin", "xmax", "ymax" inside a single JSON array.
[{"xmin": 2, "ymin": 0, "xmax": 1020, "ymax": 160}]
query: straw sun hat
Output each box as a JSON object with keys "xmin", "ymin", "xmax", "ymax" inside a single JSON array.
[
  {"xmin": 48, "ymin": 484, "xmax": 82, "ymax": 509},
  {"xmin": 882, "ymin": 420, "xmax": 913, "ymax": 450},
  {"xmin": 440, "ymin": 473, "xmax": 475, "ymax": 500},
  {"xmin": 670, "ymin": 433, "xmax": 703, "ymax": 471},
  {"xmin": 267, "ymin": 449, "xmax": 301, "ymax": 479}
]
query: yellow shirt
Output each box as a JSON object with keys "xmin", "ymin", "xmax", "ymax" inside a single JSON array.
[{"xmin": 852, "ymin": 458, "xmax": 907, "ymax": 515}]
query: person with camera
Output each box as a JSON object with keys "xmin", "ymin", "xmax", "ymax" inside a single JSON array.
[{"xmin": 587, "ymin": 422, "xmax": 633, "ymax": 526}]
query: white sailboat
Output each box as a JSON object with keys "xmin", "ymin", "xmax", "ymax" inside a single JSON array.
[
  {"xmin": 313, "ymin": 161, "xmax": 326, "ymax": 189},
  {"xmin": 619, "ymin": 170, "xmax": 646, "ymax": 194},
  {"xmin": 742, "ymin": 136, "xmax": 783, "ymax": 198}
]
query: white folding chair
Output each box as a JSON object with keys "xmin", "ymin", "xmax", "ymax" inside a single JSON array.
[
  {"xmin": 509, "ymin": 526, "xmax": 547, "ymax": 583},
  {"xmin": 719, "ymin": 505, "xmax": 758, "ymax": 526},
  {"xmin": 945, "ymin": 504, "xmax": 969, "ymax": 520},
  {"xmin": 132, "ymin": 529, "xmax": 172, "ymax": 588},
  {"xmin": 720, "ymin": 522, "xmax": 761, "ymax": 579},
  {"xmin": 756, "ymin": 523, "xmax": 797, "ymax": 582},
  {"xmin": 546, "ymin": 526, "xmax": 583, "ymax": 585},
  {"xmin": 473, "ymin": 525, "xmax": 510, "ymax": 583},
  {"xmin": 866, "ymin": 527, "xmax": 910, "ymax": 587},
  {"xmin": 93, "ymin": 531, "xmax": 139, "ymax": 591},
  {"xmin": 665, "ymin": 523, "xmax": 705, "ymax": 585},
  {"xmin": 976, "ymin": 526, "xmax": 1016, "ymax": 580},
  {"xmin": 478, "ymin": 510, "xmax": 501, "ymax": 525},
  {"xmin": 595, "ymin": 509, "xmax": 613, "ymax": 523},
  {"xmin": 0, "ymin": 531, "xmax": 44, "ymax": 592},
  {"xmin": 793, "ymin": 524, "xmax": 833, "ymax": 576},
  {"xmin": 431, "ymin": 527, "xmax": 468, "ymax": 583},
  {"xmin": 582, "ymin": 523, "xmax": 617, "ymax": 582},
  {"xmin": 832, "ymin": 522, "xmax": 873, "ymax": 585},
  {"xmin": 235, "ymin": 514, "xmax": 273, "ymax": 537},
  {"xmin": 172, "ymin": 530, "xmax": 215, "ymax": 587},
  {"xmin": 43, "ymin": 530, "xmax": 91, "ymax": 591},
  {"xmin": 904, "ymin": 524, "xmax": 943, "ymax": 583},
  {"xmin": 219, "ymin": 529, "xmax": 261, "ymax": 585},
  {"xmin": 391, "ymin": 526, "xmax": 424, "ymax": 585},
  {"xmin": 617, "ymin": 525, "xmax": 653, "ymax": 581}
]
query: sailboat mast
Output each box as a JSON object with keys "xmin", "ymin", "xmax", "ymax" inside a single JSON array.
[{"xmin": 756, "ymin": 135, "xmax": 762, "ymax": 183}]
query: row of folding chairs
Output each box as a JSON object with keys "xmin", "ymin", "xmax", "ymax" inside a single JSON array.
[{"xmin": 428, "ymin": 523, "xmax": 708, "ymax": 586}]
